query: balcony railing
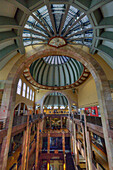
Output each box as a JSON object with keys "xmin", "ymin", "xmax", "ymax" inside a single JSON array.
[
  {"xmin": 0, "ymin": 120, "xmax": 4, "ymax": 130},
  {"xmin": 13, "ymin": 115, "xmax": 28, "ymax": 126},
  {"xmin": 86, "ymin": 116, "xmax": 102, "ymax": 126},
  {"xmin": 74, "ymin": 115, "xmax": 80, "ymax": 120},
  {"xmin": 45, "ymin": 114, "xmax": 69, "ymax": 117}
]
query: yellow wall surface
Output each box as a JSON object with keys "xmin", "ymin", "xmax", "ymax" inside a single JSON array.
[{"xmin": 78, "ymin": 75, "xmax": 98, "ymax": 108}]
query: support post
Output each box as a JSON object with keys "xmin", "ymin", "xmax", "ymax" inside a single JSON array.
[
  {"xmin": 26, "ymin": 124, "xmax": 32, "ymax": 170},
  {"xmin": 74, "ymin": 123, "xmax": 79, "ymax": 165},
  {"xmin": 84, "ymin": 115, "xmax": 93, "ymax": 170},
  {"xmin": 21, "ymin": 116, "xmax": 29, "ymax": 170},
  {"xmin": 39, "ymin": 133, "xmax": 43, "ymax": 153},
  {"xmin": 81, "ymin": 118, "xmax": 88, "ymax": 169},
  {"xmin": 47, "ymin": 132, "xmax": 50, "ymax": 154},
  {"xmin": 61, "ymin": 117, "xmax": 63, "ymax": 129},
  {"xmin": 62, "ymin": 131, "xmax": 65, "ymax": 154},
  {"xmin": 35, "ymin": 123, "xmax": 40, "ymax": 169}
]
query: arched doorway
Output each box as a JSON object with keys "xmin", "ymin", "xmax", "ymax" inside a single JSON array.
[{"xmin": 1, "ymin": 45, "xmax": 113, "ymax": 169}]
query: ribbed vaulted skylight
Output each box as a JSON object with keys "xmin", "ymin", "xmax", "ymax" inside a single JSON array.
[
  {"xmin": 23, "ymin": 4, "xmax": 93, "ymax": 47},
  {"xmin": 44, "ymin": 92, "xmax": 68, "ymax": 107}
]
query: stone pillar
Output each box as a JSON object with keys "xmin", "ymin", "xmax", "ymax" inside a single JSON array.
[
  {"xmin": 74, "ymin": 123, "xmax": 79, "ymax": 165},
  {"xmin": 0, "ymin": 136, "xmax": 7, "ymax": 170},
  {"xmin": 84, "ymin": 115, "xmax": 93, "ymax": 170},
  {"xmin": 62, "ymin": 131, "xmax": 65, "ymax": 154},
  {"xmin": 81, "ymin": 120, "xmax": 88, "ymax": 170},
  {"xmin": 23, "ymin": 104, "xmax": 25, "ymax": 114},
  {"xmin": 71, "ymin": 135, "xmax": 73, "ymax": 153},
  {"xmin": 69, "ymin": 118, "xmax": 70, "ymax": 130},
  {"xmin": 35, "ymin": 123, "xmax": 40, "ymax": 169},
  {"xmin": 50, "ymin": 117, "xmax": 52, "ymax": 129},
  {"xmin": 47, "ymin": 132, "xmax": 50, "ymax": 154},
  {"xmin": 40, "ymin": 104, "xmax": 43, "ymax": 114},
  {"xmin": 39, "ymin": 133, "xmax": 43, "ymax": 153},
  {"xmin": 21, "ymin": 116, "xmax": 29, "ymax": 170},
  {"xmin": 26, "ymin": 124, "xmax": 32, "ymax": 170},
  {"xmin": 61, "ymin": 117, "xmax": 62, "ymax": 129},
  {"xmin": 18, "ymin": 103, "xmax": 21, "ymax": 115}
]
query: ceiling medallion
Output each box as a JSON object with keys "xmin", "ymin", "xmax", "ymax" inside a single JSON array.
[{"xmin": 48, "ymin": 37, "xmax": 66, "ymax": 48}]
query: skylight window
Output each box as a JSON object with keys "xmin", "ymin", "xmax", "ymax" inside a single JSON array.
[{"xmin": 23, "ymin": 4, "xmax": 93, "ymax": 47}]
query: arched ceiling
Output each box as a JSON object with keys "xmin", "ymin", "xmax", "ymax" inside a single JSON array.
[
  {"xmin": 0, "ymin": 0, "xmax": 113, "ymax": 70},
  {"xmin": 43, "ymin": 92, "xmax": 68, "ymax": 108},
  {"xmin": 24, "ymin": 56, "xmax": 90, "ymax": 90}
]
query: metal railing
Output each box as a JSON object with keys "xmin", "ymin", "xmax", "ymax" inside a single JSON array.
[
  {"xmin": 86, "ymin": 116, "xmax": 102, "ymax": 126},
  {"xmin": 13, "ymin": 115, "xmax": 28, "ymax": 126},
  {"xmin": 74, "ymin": 115, "xmax": 80, "ymax": 120},
  {"xmin": 0, "ymin": 120, "xmax": 4, "ymax": 130},
  {"xmin": 45, "ymin": 114, "xmax": 69, "ymax": 117}
]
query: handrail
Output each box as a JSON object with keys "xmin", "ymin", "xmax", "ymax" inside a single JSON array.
[
  {"xmin": 74, "ymin": 115, "xmax": 80, "ymax": 120},
  {"xmin": 45, "ymin": 114, "xmax": 69, "ymax": 117},
  {"xmin": 86, "ymin": 116, "xmax": 102, "ymax": 126},
  {"xmin": 13, "ymin": 115, "xmax": 28, "ymax": 126}
]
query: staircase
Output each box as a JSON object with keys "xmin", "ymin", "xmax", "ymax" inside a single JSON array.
[{"xmin": 66, "ymin": 153, "xmax": 75, "ymax": 170}]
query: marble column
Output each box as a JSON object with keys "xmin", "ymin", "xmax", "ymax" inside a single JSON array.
[
  {"xmin": 50, "ymin": 117, "xmax": 51, "ymax": 129},
  {"xmin": 21, "ymin": 116, "xmax": 29, "ymax": 170},
  {"xmin": 35, "ymin": 123, "xmax": 40, "ymax": 169},
  {"xmin": 39, "ymin": 133, "xmax": 43, "ymax": 153},
  {"xmin": 47, "ymin": 132, "xmax": 50, "ymax": 154},
  {"xmin": 26, "ymin": 124, "xmax": 32, "ymax": 170},
  {"xmin": 84, "ymin": 115, "xmax": 93, "ymax": 170},
  {"xmin": 62, "ymin": 131, "xmax": 65, "ymax": 154},
  {"xmin": 81, "ymin": 120, "xmax": 88, "ymax": 169},
  {"xmin": 61, "ymin": 117, "xmax": 63, "ymax": 129},
  {"xmin": 74, "ymin": 123, "xmax": 79, "ymax": 165}
]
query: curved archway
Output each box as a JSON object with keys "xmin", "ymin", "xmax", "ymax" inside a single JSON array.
[
  {"xmin": 40, "ymin": 90, "xmax": 73, "ymax": 115},
  {"xmin": 14, "ymin": 102, "xmax": 28, "ymax": 116},
  {"xmin": 1, "ymin": 45, "xmax": 113, "ymax": 169}
]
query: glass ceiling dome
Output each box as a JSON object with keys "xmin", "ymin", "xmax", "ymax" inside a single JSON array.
[
  {"xmin": 23, "ymin": 56, "xmax": 90, "ymax": 90},
  {"xmin": 23, "ymin": 4, "xmax": 93, "ymax": 47}
]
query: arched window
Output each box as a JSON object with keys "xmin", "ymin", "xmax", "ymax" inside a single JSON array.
[
  {"xmin": 22, "ymin": 83, "xmax": 26, "ymax": 97},
  {"xmin": 32, "ymin": 91, "xmax": 34, "ymax": 101},
  {"xmin": 30, "ymin": 89, "xmax": 32, "ymax": 100},
  {"xmin": 26, "ymin": 86, "xmax": 29, "ymax": 99},
  {"xmin": 17, "ymin": 79, "xmax": 22, "ymax": 95}
]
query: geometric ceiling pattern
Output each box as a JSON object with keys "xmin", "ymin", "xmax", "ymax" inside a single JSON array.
[
  {"xmin": 23, "ymin": 4, "xmax": 93, "ymax": 47},
  {"xmin": 0, "ymin": 0, "xmax": 113, "ymax": 70},
  {"xmin": 24, "ymin": 56, "xmax": 90, "ymax": 90},
  {"xmin": 43, "ymin": 92, "xmax": 68, "ymax": 107}
]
